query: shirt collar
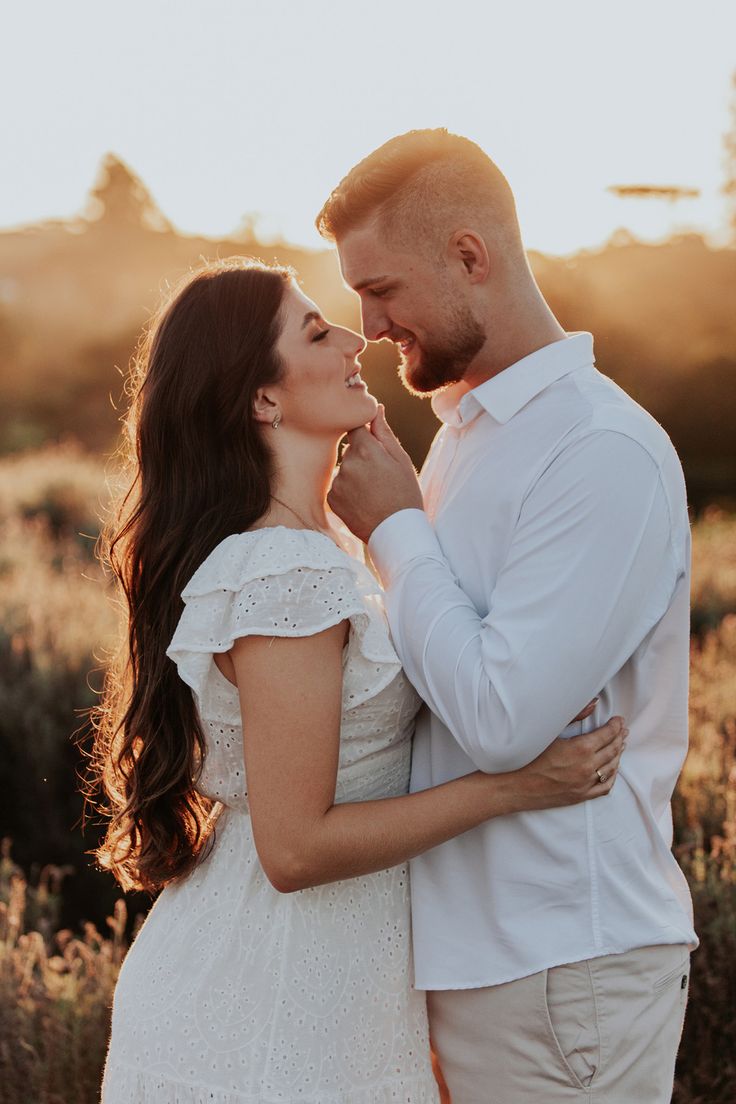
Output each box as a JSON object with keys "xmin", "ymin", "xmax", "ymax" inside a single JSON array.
[{"xmin": 431, "ymin": 331, "xmax": 595, "ymax": 429}]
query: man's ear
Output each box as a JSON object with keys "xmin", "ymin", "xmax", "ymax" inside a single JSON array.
[
  {"xmin": 448, "ymin": 229, "xmax": 490, "ymax": 285},
  {"xmin": 253, "ymin": 388, "xmax": 281, "ymax": 427}
]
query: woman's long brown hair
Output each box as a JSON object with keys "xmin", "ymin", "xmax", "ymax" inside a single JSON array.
[{"xmin": 85, "ymin": 257, "xmax": 292, "ymax": 893}]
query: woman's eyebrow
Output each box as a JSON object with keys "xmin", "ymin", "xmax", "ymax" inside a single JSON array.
[{"xmin": 301, "ymin": 310, "xmax": 322, "ymax": 329}]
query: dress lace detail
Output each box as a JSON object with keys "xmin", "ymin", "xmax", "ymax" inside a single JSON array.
[{"xmin": 101, "ymin": 527, "xmax": 437, "ymax": 1103}]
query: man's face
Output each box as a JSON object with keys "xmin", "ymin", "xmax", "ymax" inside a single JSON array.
[{"xmin": 337, "ymin": 221, "xmax": 486, "ymax": 395}]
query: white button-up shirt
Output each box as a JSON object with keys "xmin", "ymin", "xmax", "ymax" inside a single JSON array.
[{"xmin": 368, "ymin": 331, "xmax": 698, "ymax": 991}]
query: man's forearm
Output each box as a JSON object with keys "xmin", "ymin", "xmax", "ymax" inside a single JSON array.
[{"xmin": 369, "ymin": 435, "xmax": 683, "ymax": 772}]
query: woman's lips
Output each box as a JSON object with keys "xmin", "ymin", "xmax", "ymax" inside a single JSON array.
[{"xmin": 345, "ymin": 369, "xmax": 366, "ymax": 389}]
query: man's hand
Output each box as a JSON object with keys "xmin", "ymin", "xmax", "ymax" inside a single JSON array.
[{"xmin": 327, "ymin": 405, "xmax": 423, "ymax": 543}]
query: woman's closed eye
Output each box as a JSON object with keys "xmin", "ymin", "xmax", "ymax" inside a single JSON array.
[{"xmin": 312, "ymin": 328, "xmax": 331, "ymax": 342}]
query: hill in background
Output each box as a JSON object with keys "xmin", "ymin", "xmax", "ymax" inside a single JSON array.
[{"xmin": 1, "ymin": 153, "xmax": 734, "ymax": 506}]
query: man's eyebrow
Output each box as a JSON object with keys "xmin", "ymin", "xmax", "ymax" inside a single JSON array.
[
  {"xmin": 351, "ymin": 275, "xmax": 391, "ymax": 292},
  {"xmin": 301, "ymin": 310, "xmax": 321, "ymax": 329}
]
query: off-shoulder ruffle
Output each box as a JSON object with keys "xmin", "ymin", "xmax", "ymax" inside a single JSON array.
[
  {"xmin": 180, "ymin": 528, "xmax": 356, "ymax": 597},
  {"xmin": 165, "ymin": 527, "xmax": 402, "ymax": 724}
]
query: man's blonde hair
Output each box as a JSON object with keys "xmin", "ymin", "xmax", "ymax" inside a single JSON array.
[{"xmin": 316, "ymin": 128, "xmax": 522, "ymax": 254}]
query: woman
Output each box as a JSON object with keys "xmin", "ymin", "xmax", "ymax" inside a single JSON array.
[{"xmin": 93, "ymin": 257, "xmax": 626, "ymax": 1102}]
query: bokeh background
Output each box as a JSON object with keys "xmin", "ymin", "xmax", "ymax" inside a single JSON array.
[{"xmin": 0, "ymin": 2, "xmax": 734, "ymax": 1102}]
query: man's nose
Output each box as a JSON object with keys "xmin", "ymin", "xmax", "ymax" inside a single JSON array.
[{"xmin": 361, "ymin": 303, "xmax": 391, "ymax": 343}]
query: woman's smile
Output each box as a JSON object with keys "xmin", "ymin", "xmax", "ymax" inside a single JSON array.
[{"xmin": 345, "ymin": 366, "xmax": 367, "ymax": 389}]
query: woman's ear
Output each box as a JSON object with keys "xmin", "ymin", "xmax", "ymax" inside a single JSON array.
[{"xmin": 253, "ymin": 388, "xmax": 281, "ymax": 427}]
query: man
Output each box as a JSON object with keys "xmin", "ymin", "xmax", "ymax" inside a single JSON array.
[{"xmin": 318, "ymin": 129, "xmax": 697, "ymax": 1103}]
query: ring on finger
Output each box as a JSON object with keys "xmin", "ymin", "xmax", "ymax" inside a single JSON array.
[{"xmin": 596, "ymin": 768, "xmax": 607, "ymax": 784}]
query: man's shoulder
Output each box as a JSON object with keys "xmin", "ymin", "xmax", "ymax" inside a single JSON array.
[
  {"xmin": 568, "ymin": 369, "xmax": 679, "ymax": 473},
  {"xmin": 559, "ymin": 372, "xmax": 690, "ymax": 542}
]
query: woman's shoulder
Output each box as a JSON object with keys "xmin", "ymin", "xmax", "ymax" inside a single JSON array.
[
  {"xmin": 167, "ymin": 525, "xmax": 402, "ymax": 716},
  {"xmin": 181, "ymin": 526, "xmax": 356, "ymax": 599}
]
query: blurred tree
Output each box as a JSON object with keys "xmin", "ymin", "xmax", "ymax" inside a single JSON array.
[
  {"xmin": 606, "ymin": 184, "xmax": 700, "ymax": 215},
  {"xmin": 234, "ymin": 212, "xmax": 264, "ymax": 243},
  {"xmin": 722, "ymin": 70, "xmax": 736, "ymax": 243},
  {"xmin": 607, "ymin": 185, "xmax": 700, "ymax": 202},
  {"xmin": 83, "ymin": 153, "xmax": 171, "ymax": 233}
]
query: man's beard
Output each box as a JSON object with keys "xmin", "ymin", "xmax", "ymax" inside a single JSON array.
[{"xmin": 399, "ymin": 301, "xmax": 487, "ymax": 396}]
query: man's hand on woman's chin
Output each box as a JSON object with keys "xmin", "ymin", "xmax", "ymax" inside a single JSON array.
[{"xmin": 327, "ymin": 405, "xmax": 424, "ymax": 543}]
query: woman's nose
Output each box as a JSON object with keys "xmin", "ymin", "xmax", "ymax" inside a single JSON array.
[{"xmin": 344, "ymin": 327, "xmax": 367, "ymax": 357}]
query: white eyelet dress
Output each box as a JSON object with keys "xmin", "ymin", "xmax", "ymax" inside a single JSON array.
[{"xmin": 101, "ymin": 526, "xmax": 440, "ymax": 1104}]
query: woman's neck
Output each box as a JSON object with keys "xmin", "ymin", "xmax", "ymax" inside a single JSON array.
[{"xmin": 265, "ymin": 432, "xmax": 341, "ymax": 533}]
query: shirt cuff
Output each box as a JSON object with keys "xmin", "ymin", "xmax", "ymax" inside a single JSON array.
[{"xmin": 367, "ymin": 508, "xmax": 444, "ymax": 587}]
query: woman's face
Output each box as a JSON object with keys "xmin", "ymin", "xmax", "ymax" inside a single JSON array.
[{"xmin": 269, "ymin": 282, "xmax": 377, "ymax": 436}]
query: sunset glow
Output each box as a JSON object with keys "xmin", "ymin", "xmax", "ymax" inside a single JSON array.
[{"xmin": 2, "ymin": 0, "xmax": 735, "ymax": 256}]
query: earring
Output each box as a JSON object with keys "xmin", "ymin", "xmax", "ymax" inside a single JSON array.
[{"xmin": 271, "ymin": 413, "xmax": 281, "ymax": 429}]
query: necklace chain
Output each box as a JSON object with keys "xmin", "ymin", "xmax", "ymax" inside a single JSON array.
[
  {"xmin": 270, "ymin": 494, "xmax": 319, "ymax": 533},
  {"xmin": 269, "ymin": 495, "xmax": 346, "ymax": 554}
]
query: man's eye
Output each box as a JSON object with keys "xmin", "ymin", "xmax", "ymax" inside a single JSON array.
[
  {"xmin": 312, "ymin": 329, "xmax": 330, "ymax": 342},
  {"xmin": 370, "ymin": 288, "xmax": 389, "ymax": 298}
]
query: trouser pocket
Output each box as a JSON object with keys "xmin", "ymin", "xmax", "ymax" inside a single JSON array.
[
  {"xmin": 652, "ymin": 950, "xmax": 691, "ymax": 1053},
  {"xmin": 544, "ymin": 959, "xmax": 601, "ymax": 1091},
  {"xmin": 652, "ymin": 955, "xmax": 690, "ymax": 996}
]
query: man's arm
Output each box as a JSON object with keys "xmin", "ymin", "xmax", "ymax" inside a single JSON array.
[{"xmin": 368, "ymin": 429, "xmax": 684, "ymax": 773}]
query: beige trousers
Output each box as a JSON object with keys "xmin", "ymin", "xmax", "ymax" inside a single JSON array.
[{"xmin": 427, "ymin": 944, "xmax": 691, "ymax": 1103}]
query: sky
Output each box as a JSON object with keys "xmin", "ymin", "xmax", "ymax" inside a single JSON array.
[{"xmin": 2, "ymin": 0, "xmax": 735, "ymax": 256}]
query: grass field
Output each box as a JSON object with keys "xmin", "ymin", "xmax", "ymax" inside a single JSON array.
[{"xmin": 0, "ymin": 441, "xmax": 734, "ymax": 1103}]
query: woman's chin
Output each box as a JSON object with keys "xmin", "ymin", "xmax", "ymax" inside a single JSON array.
[{"xmin": 344, "ymin": 392, "xmax": 379, "ymax": 429}]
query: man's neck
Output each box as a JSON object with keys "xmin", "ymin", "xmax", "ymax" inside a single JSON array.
[{"xmin": 462, "ymin": 282, "xmax": 567, "ymax": 390}]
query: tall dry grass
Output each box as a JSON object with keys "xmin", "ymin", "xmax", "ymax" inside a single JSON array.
[
  {"xmin": 0, "ymin": 840, "xmax": 134, "ymax": 1104},
  {"xmin": 0, "ymin": 443, "xmax": 734, "ymax": 1103},
  {"xmin": 672, "ymin": 615, "xmax": 736, "ymax": 1102}
]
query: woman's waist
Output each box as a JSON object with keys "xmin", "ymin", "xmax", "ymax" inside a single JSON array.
[
  {"xmin": 199, "ymin": 740, "xmax": 412, "ymax": 811},
  {"xmin": 335, "ymin": 741, "xmax": 411, "ymax": 801}
]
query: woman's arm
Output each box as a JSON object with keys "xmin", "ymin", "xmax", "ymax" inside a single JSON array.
[{"xmin": 231, "ymin": 622, "xmax": 625, "ymax": 893}]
